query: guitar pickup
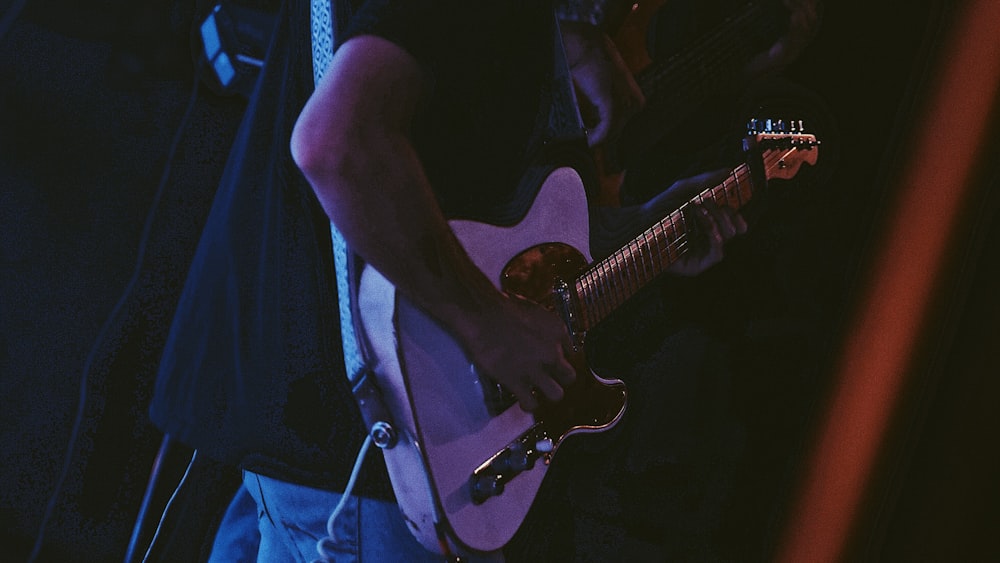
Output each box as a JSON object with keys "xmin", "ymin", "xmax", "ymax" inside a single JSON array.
[{"xmin": 469, "ymin": 426, "xmax": 554, "ymax": 504}]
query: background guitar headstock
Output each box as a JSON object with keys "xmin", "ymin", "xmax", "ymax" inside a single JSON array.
[{"xmin": 743, "ymin": 118, "xmax": 820, "ymax": 181}]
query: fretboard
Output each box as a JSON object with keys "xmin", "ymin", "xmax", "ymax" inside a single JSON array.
[{"xmin": 575, "ymin": 163, "xmax": 755, "ymax": 330}]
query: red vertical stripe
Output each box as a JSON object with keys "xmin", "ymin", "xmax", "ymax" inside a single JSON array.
[{"xmin": 775, "ymin": 2, "xmax": 1000, "ymax": 562}]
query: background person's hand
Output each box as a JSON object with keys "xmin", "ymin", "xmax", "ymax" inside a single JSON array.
[
  {"xmin": 744, "ymin": 0, "xmax": 823, "ymax": 78},
  {"xmin": 455, "ymin": 293, "xmax": 578, "ymax": 412},
  {"xmin": 560, "ymin": 20, "xmax": 645, "ymax": 147}
]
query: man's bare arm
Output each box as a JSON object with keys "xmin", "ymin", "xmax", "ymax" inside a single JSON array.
[{"xmin": 291, "ymin": 35, "xmax": 575, "ymax": 410}]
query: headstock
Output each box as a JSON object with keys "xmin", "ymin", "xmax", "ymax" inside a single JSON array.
[{"xmin": 744, "ymin": 118, "xmax": 820, "ymax": 181}]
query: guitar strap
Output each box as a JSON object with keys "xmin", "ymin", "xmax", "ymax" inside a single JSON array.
[
  {"xmin": 308, "ymin": 1, "xmax": 586, "ymax": 556},
  {"xmin": 310, "ymin": 0, "xmax": 398, "ymax": 437},
  {"xmin": 308, "ymin": 1, "xmax": 393, "ymax": 556}
]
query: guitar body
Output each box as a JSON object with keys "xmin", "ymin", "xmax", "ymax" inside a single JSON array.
[
  {"xmin": 357, "ymin": 166, "xmax": 628, "ymax": 554},
  {"xmin": 355, "ymin": 125, "xmax": 819, "ymax": 554}
]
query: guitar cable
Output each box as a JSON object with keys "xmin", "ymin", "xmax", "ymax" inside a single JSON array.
[
  {"xmin": 138, "ymin": 451, "xmax": 198, "ymax": 563},
  {"xmin": 26, "ymin": 56, "xmax": 206, "ymax": 563},
  {"xmin": 313, "ymin": 434, "xmax": 373, "ymax": 562}
]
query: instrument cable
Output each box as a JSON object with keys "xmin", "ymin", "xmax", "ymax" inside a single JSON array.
[{"xmin": 27, "ymin": 55, "xmax": 206, "ymax": 563}]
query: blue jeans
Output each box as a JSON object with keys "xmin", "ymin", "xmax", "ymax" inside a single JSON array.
[{"xmin": 208, "ymin": 471, "xmax": 501, "ymax": 562}]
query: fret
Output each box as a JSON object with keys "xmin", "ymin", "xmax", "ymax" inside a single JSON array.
[
  {"xmin": 618, "ymin": 252, "xmax": 638, "ymax": 303},
  {"xmin": 731, "ymin": 169, "xmax": 744, "ymax": 207},
  {"xmin": 649, "ymin": 223, "xmax": 666, "ymax": 274},
  {"xmin": 590, "ymin": 272, "xmax": 604, "ymax": 327},
  {"xmin": 626, "ymin": 243, "xmax": 643, "ymax": 293},
  {"xmin": 605, "ymin": 256, "xmax": 621, "ymax": 309},
  {"xmin": 614, "ymin": 252, "xmax": 630, "ymax": 308},
  {"xmin": 661, "ymin": 217, "xmax": 674, "ymax": 264},
  {"xmin": 587, "ymin": 270, "xmax": 605, "ymax": 328},
  {"xmin": 616, "ymin": 252, "xmax": 632, "ymax": 308},
  {"xmin": 710, "ymin": 185, "xmax": 724, "ymax": 207},
  {"xmin": 600, "ymin": 259, "xmax": 618, "ymax": 315},
  {"xmin": 588, "ymin": 273, "xmax": 602, "ymax": 330},
  {"xmin": 577, "ymin": 274, "xmax": 595, "ymax": 329},
  {"xmin": 637, "ymin": 4, "xmax": 772, "ymax": 102},
  {"xmin": 606, "ymin": 255, "xmax": 621, "ymax": 304},
  {"xmin": 569, "ymin": 126, "xmax": 815, "ymax": 333},
  {"xmin": 668, "ymin": 211, "xmax": 685, "ymax": 263},
  {"xmin": 592, "ymin": 264, "xmax": 603, "ymax": 320},
  {"xmin": 587, "ymin": 272, "xmax": 601, "ymax": 328},
  {"xmin": 637, "ymin": 237, "xmax": 651, "ymax": 285},
  {"xmin": 576, "ymin": 276, "xmax": 596, "ymax": 328},
  {"xmin": 661, "ymin": 221, "xmax": 674, "ymax": 271},
  {"xmin": 724, "ymin": 178, "xmax": 738, "ymax": 208},
  {"xmin": 601, "ymin": 262, "xmax": 615, "ymax": 320},
  {"xmin": 737, "ymin": 164, "xmax": 754, "ymax": 204},
  {"xmin": 582, "ymin": 270, "xmax": 598, "ymax": 326},
  {"xmin": 634, "ymin": 232, "xmax": 647, "ymax": 280},
  {"xmin": 647, "ymin": 235, "xmax": 658, "ymax": 279},
  {"xmin": 581, "ymin": 180, "xmax": 714, "ymax": 328},
  {"xmin": 630, "ymin": 239, "xmax": 649, "ymax": 287},
  {"xmin": 618, "ymin": 249, "xmax": 634, "ymax": 298},
  {"xmin": 649, "ymin": 226, "xmax": 665, "ymax": 277},
  {"xmin": 612, "ymin": 252, "xmax": 630, "ymax": 300}
]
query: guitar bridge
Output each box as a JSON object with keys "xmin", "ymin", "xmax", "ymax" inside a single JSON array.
[{"xmin": 468, "ymin": 425, "xmax": 554, "ymax": 504}]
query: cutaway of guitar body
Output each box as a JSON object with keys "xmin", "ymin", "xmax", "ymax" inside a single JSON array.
[
  {"xmin": 356, "ymin": 127, "xmax": 818, "ymax": 554},
  {"xmin": 358, "ymin": 166, "xmax": 628, "ymax": 554}
]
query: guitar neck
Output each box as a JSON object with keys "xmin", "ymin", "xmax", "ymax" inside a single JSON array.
[
  {"xmin": 614, "ymin": 1, "xmax": 783, "ymax": 162},
  {"xmin": 636, "ymin": 2, "xmax": 780, "ymax": 103},
  {"xmin": 574, "ymin": 162, "xmax": 755, "ymax": 330}
]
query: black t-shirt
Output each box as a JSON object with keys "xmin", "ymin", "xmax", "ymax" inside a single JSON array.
[
  {"xmin": 345, "ymin": 0, "xmax": 564, "ymax": 224},
  {"xmin": 150, "ymin": 0, "xmax": 584, "ymax": 494},
  {"xmin": 151, "ymin": 0, "xmax": 380, "ymax": 493}
]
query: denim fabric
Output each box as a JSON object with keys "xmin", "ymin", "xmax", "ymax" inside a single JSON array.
[
  {"xmin": 208, "ymin": 482, "xmax": 261, "ymax": 561},
  {"xmin": 208, "ymin": 472, "xmax": 474, "ymax": 562}
]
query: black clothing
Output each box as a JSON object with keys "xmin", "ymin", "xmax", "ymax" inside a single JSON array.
[
  {"xmin": 344, "ymin": 0, "xmax": 585, "ymax": 225},
  {"xmin": 149, "ymin": 0, "xmax": 378, "ymax": 493},
  {"xmin": 150, "ymin": 0, "xmax": 586, "ymax": 495}
]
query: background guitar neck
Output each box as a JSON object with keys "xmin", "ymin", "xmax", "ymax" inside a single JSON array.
[{"xmin": 611, "ymin": 1, "xmax": 784, "ymax": 166}]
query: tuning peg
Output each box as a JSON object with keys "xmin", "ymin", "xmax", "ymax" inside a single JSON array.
[
  {"xmin": 746, "ymin": 118, "xmax": 759, "ymax": 134},
  {"xmin": 776, "ymin": 119, "xmax": 785, "ymax": 132},
  {"xmin": 765, "ymin": 118, "xmax": 773, "ymax": 132}
]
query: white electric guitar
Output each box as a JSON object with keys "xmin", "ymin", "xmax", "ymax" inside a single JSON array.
[{"xmin": 356, "ymin": 122, "xmax": 819, "ymax": 556}]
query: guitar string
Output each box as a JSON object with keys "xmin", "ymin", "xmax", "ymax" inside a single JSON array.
[
  {"xmin": 637, "ymin": 6, "xmax": 757, "ymax": 90},
  {"xmin": 603, "ymin": 148, "xmax": 787, "ymax": 306},
  {"xmin": 582, "ymin": 164, "xmax": 754, "ymax": 320},
  {"xmin": 639, "ymin": 6, "xmax": 759, "ymax": 97},
  {"xmin": 647, "ymin": 2, "xmax": 782, "ymax": 94},
  {"xmin": 639, "ymin": 4, "xmax": 779, "ymax": 103},
  {"xmin": 578, "ymin": 147, "xmax": 797, "ymax": 326},
  {"xmin": 629, "ymin": 4, "xmax": 782, "ymax": 161},
  {"xmin": 576, "ymin": 144, "xmax": 791, "ymax": 325}
]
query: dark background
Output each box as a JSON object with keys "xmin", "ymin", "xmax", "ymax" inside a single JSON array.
[{"xmin": 2, "ymin": 0, "xmax": 998, "ymax": 561}]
